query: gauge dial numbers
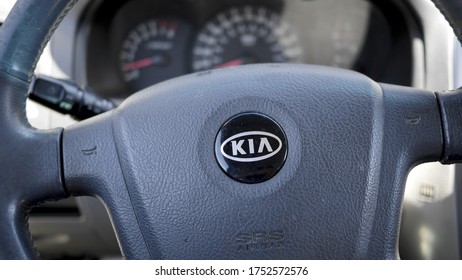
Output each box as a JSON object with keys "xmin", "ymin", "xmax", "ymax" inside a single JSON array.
[
  {"xmin": 192, "ymin": 6, "xmax": 303, "ymax": 72},
  {"xmin": 119, "ymin": 18, "xmax": 192, "ymax": 91}
]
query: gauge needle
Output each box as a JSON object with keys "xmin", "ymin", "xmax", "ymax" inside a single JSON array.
[
  {"xmin": 123, "ymin": 57, "xmax": 154, "ymax": 71},
  {"xmin": 213, "ymin": 58, "xmax": 245, "ymax": 68},
  {"xmin": 123, "ymin": 55, "xmax": 170, "ymax": 71}
]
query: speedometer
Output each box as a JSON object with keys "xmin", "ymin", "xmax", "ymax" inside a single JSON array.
[
  {"xmin": 119, "ymin": 18, "xmax": 192, "ymax": 91},
  {"xmin": 192, "ymin": 6, "xmax": 303, "ymax": 71}
]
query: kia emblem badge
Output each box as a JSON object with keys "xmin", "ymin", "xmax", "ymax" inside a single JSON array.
[{"xmin": 215, "ymin": 113, "xmax": 288, "ymax": 184}]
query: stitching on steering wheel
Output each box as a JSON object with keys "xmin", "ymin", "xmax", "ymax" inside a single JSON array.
[{"xmin": 28, "ymin": 0, "xmax": 78, "ymax": 82}]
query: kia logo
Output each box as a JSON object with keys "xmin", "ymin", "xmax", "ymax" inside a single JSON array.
[
  {"xmin": 220, "ymin": 131, "xmax": 283, "ymax": 162},
  {"xmin": 215, "ymin": 113, "xmax": 287, "ymax": 184}
]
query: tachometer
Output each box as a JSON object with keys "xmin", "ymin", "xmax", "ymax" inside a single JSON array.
[
  {"xmin": 119, "ymin": 18, "xmax": 192, "ymax": 91},
  {"xmin": 192, "ymin": 6, "xmax": 303, "ymax": 71}
]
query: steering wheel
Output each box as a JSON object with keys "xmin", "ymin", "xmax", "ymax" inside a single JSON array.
[{"xmin": 0, "ymin": 0, "xmax": 461, "ymax": 259}]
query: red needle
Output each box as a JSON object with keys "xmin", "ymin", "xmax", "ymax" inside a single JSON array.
[
  {"xmin": 123, "ymin": 57, "xmax": 154, "ymax": 71},
  {"xmin": 214, "ymin": 58, "xmax": 244, "ymax": 68}
]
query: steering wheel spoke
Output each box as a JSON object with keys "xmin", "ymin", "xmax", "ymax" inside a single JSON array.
[
  {"xmin": 62, "ymin": 112, "xmax": 151, "ymax": 259},
  {"xmin": 363, "ymin": 84, "xmax": 442, "ymax": 258}
]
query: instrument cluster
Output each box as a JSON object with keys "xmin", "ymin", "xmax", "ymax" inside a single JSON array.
[{"xmin": 82, "ymin": 0, "xmax": 415, "ymax": 97}]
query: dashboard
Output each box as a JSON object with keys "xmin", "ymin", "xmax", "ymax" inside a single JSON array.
[
  {"xmin": 81, "ymin": 0, "xmax": 415, "ymax": 98},
  {"xmin": 0, "ymin": 0, "xmax": 457, "ymax": 259}
]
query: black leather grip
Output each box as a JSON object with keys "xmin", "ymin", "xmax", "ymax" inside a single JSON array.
[
  {"xmin": 0, "ymin": 0, "xmax": 76, "ymax": 259},
  {"xmin": 432, "ymin": 0, "xmax": 462, "ymax": 44},
  {"xmin": 0, "ymin": 0, "xmax": 77, "ymax": 82},
  {"xmin": 437, "ymin": 89, "xmax": 462, "ymax": 163},
  {"xmin": 432, "ymin": 0, "xmax": 462, "ymax": 163}
]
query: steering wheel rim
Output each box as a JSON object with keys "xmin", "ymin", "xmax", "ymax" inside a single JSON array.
[{"xmin": 0, "ymin": 0, "xmax": 459, "ymax": 259}]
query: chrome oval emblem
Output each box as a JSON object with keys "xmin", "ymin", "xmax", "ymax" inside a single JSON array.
[
  {"xmin": 220, "ymin": 131, "xmax": 283, "ymax": 162},
  {"xmin": 215, "ymin": 113, "xmax": 287, "ymax": 184}
]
